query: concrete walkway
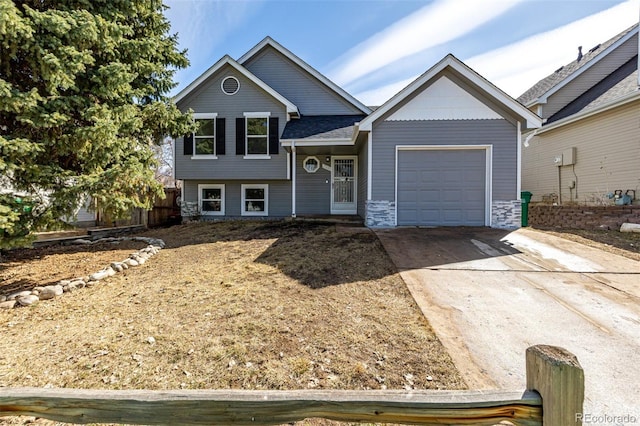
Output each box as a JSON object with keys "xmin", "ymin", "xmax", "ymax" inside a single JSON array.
[{"xmin": 375, "ymin": 227, "xmax": 640, "ymax": 417}]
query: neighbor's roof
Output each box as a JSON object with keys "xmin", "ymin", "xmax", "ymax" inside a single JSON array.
[
  {"xmin": 358, "ymin": 54, "xmax": 541, "ymax": 132},
  {"xmin": 546, "ymin": 56, "xmax": 638, "ymax": 123},
  {"xmin": 517, "ymin": 23, "xmax": 639, "ymax": 106},
  {"xmin": 281, "ymin": 115, "xmax": 366, "ymax": 140}
]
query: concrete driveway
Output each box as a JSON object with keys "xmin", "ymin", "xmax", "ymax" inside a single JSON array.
[{"xmin": 375, "ymin": 227, "xmax": 640, "ymax": 416}]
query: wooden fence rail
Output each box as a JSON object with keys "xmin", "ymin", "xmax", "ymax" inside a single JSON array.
[{"xmin": 0, "ymin": 345, "xmax": 584, "ymax": 425}]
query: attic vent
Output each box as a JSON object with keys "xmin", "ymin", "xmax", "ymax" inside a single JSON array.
[
  {"xmin": 588, "ymin": 44, "xmax": 601, "ymax": 53},
  {"xmin": 221, "ymin": 76, "xmax": 240, "ymax": 95}
]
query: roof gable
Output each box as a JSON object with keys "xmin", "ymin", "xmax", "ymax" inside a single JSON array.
[
  {"xmin": 518, "ymin": 24, "xmax": 639, "ymax": 107},
  {"xmin": 386, "ymin": 76, "xmax": 503, "ymax": 121},
  {"xmin": 173, "ymin": 55, "xmax": 299, "ymax": 117},
  {"xmin": 239, "ymin": 37, "xmax": 371, "ymax": 115},
  {"xmin": 359, "ymin": 54, "xmax": 541, "ymax": 131}
]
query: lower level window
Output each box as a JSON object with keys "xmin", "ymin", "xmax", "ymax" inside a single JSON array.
[
  {"xmin": 198, "ymin": 184, "xmax": 225, "ymax": 215},
  {"xmin": 241, "ymin": 184, "xmax": 268, "ymax": 216}
]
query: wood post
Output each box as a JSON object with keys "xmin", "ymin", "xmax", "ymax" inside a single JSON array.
[{"xmin": 526, "ymin": 345, "xmax": 584, "ymax": 425}]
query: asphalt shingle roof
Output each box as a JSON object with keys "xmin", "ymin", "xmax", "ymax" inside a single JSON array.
[
  {"xmin": 281, "ymin": 115, "xmax": 366, "ymax": 140},
  {"xmin": 547, "ymin": 55, "xmax": 638, "ymax": 123},
  {"xmin": 517, "ymin": 23, "xmax": 638, "ymax": 105}
]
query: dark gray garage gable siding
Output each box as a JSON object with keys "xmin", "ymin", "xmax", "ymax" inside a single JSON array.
[{"xmin": 371, "ymin": 119, "xmax": 517, "ymax": 202}]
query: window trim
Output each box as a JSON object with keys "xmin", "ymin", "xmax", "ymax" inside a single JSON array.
[
  {"xmin": 241, "ymin": 184, "xmax": 269, "ymax": 216},
  {"xmin": 192, "ymin": 113, "xmax": 218, "ymax": 159},
  {"xmin": 243, "ymin": 112, "xmax": 271, "ymax": 159},
  {"xmin": 221, "ymin": 76, "xmax": 240, "ymax": 96},
  {"xmin": 198, "ymin": 183, "xmax": 225, "ymax": 216},
  {"xmin": 303, "ymin": 156, "xmax": 320, "ymax": 173}
]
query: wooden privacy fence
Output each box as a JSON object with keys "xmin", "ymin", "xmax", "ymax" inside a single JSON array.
[
  {"xmin": 147, "ymin": 188, "xmax": 181, "ymax": 227},
  {"xmin": 0, "ymin": 345, "xmax": 585, "ymax": 425}
]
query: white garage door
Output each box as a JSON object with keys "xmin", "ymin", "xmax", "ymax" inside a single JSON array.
[{"xmin": 397, "ymin": 149, "xmax": 486, "ymax": 226}]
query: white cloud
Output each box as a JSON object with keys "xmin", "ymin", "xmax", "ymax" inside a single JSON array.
[
  {"xmin": 355, "ymin": 77, "xmax": 415, "ymax": 107},
  {"xmin": 466, "ymin": 0, "xmax": 639, "ymax": 97},
  {"xmin": 355, "ymin": 0, "xmax": 639, "ymax": 105},
  {"xmin": 328, "ymin": 0, "xmax": 523, "ymax": 87},
  {"xmin": 165, "ymin": 0, "xmax": 263, "ymax": 93}
]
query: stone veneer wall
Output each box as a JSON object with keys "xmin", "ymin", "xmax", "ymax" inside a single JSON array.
[
  {"xmin": 366, "ymin": 200, "xmax": 396, "ymax": 227},
  {"xmin": 528, "ymin": 204, "xmax": 640, "ymax": 230},
  {"xmin": 366, "ymin": 199, "xmax": 521, "ymax": 228},
  {"xmin": 492, "ymin": 200, "xmax": 521, "ymax": 229}
]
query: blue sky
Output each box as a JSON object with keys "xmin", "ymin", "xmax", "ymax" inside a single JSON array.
[{"xmin": 164, "ymin": 0, "xmax": 638, "ymax": 105}]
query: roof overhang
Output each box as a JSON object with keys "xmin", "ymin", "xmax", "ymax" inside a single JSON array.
[
  {"xmin": 239, "ymin": 37, "xmax": 372, "ymax": 115},
  {"xmin": 536, "ymin": 89, "xmax": 640, "ymax": 135},
  {"xmin": 357, "ymin": 54, "xmax": 542, "ymax": 132},
  {"xmin": 173, "ymin": 55, "xmax": 299, "ymax": 118},
  {"xmin": 281, "ymin": 138, "xmax": 354, "ymax": 147}
]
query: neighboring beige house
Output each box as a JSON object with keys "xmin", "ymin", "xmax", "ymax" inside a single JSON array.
[{"xmin": 519, "ymin": 23, "xmax": 639, "ymax": 206}]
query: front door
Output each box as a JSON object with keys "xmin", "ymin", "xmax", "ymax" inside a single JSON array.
[{"xmin": 331, "ymin": 156, "xmax": 357, "ymax": 214}]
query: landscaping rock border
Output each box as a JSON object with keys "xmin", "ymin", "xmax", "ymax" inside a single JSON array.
[{"xmin": 0, "ymin": 236, "xmax": 165, "ymax": 310}]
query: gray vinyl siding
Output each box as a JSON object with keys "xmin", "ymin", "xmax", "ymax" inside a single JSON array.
[
  {"xmin": 295, "ymin": 155, "xmax": 331, "ymax": 215},
  {"xmin": 243, "ymin": 47, "xmax": 363, "ymax": 115},
  {"xmin": 522, "ymin": 100, "xmax": 640, "ymax": 204},
  {"xmin": 357, "ymin": 139, "xmax": 368, "ymax": 217},
  {"xmin": 542, "ymin": 35, "xmax": 638, "ymax": 119},
  {"xmin": 371, "ymin": 119, "xmax": 517, "ymax": 202},
  {"xmin": 175, "ymin": 63, "xmax": 288, "ymax": 180},
  {"xmin": 183, "ymin": 180, "xmax": 292, "ymax": 217}
]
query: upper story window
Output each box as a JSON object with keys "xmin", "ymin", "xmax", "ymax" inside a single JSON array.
[
  {"xmin": 184, "ymin": 113, "xmax": 225, "ymax": 159},
  {"xmin": 235, "ymin": 113, "xmax": 278, "ymax": 159},
  {"xmin": 195, "ymin": 117, "xmax": 215, "ymax": 155},
  {"xmin": 245, "ymin": 112, "xmax": 269, "ymax": 157}
]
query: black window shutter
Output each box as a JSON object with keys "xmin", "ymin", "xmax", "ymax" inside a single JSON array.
[
  {"xmin": 183, "ymin": 133, "xmax": 193, "ymax": 155},
  {"xmin": 216, "ymin": 118, "xmax": 225, "ymax": 155},
  {"xmin": 268, "ymin": 117, "xmax": 279, "ymax": 155},
  {"xmin": 236, "ymin": 117, "xmax": 245, "ymax": 155}
]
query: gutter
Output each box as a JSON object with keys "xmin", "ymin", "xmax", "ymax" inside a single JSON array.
[
  {"xmin": 291, "ymin": 140, "xmax": 296, "ymax": 218},
  {"xmin": 535, "ymin": 90, "xmax": 640, "ymax": 135}
]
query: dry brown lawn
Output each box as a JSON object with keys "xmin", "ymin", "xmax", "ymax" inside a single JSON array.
[{"xmin": 0, "ymin": 220, "xmax": 465, "ymax": 424}]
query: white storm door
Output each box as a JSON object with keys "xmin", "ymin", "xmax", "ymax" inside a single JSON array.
[{"xmin": 331, "ymin": 156, "xmax": 357, "ymax": 214}]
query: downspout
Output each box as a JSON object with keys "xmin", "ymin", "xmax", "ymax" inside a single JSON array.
[
  {"xmin": 558, "ymin": 166, "xmax": 562, "ymax": 205},
  {"xmin": 291, "ymin": 141, "xmax": 297, "ymax": 218},
  {"xmin": 517, "ymin": 121, "xmax": 522, "ymax": 199}
]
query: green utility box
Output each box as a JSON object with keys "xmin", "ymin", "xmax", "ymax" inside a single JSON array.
[{"xmin": 521, "ymin": 191, "xmax": 532, "ymax": 227}]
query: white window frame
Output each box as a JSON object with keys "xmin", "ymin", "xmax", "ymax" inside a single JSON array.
[
  {"xmin": 243, "ymin": 112, "xmax": 270, "ymax": 159},
  {"xmin": 220, "ymin": 76, "xmax": 240, "ymax": 96},
  {"xmin": 192, "ymin": 113, "xmax": 218, "ymax": 159},
  {"xmin": 303, "ymin": 156, "xmax": 320, "ymax": 173},
  {"xmin": 241, "ymin": 184, "xmax": 269, "ymax": 216},
  {"xmin": 198, "ymin": 184, "xmax": 225, "ymax": 216}
]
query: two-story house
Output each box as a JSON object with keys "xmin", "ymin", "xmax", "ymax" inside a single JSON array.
[
  {"xmin": 519, "ymin": 23, "xmax": 639, "ymax": 206},
  {"xmin": 174, "ymin": 37, "xmax": 540, "ymax": 228}
]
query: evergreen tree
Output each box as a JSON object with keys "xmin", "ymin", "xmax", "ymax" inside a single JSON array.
[{"xmin": 0, "ymin": 0, "xmax": 193, "ymax": 248}]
